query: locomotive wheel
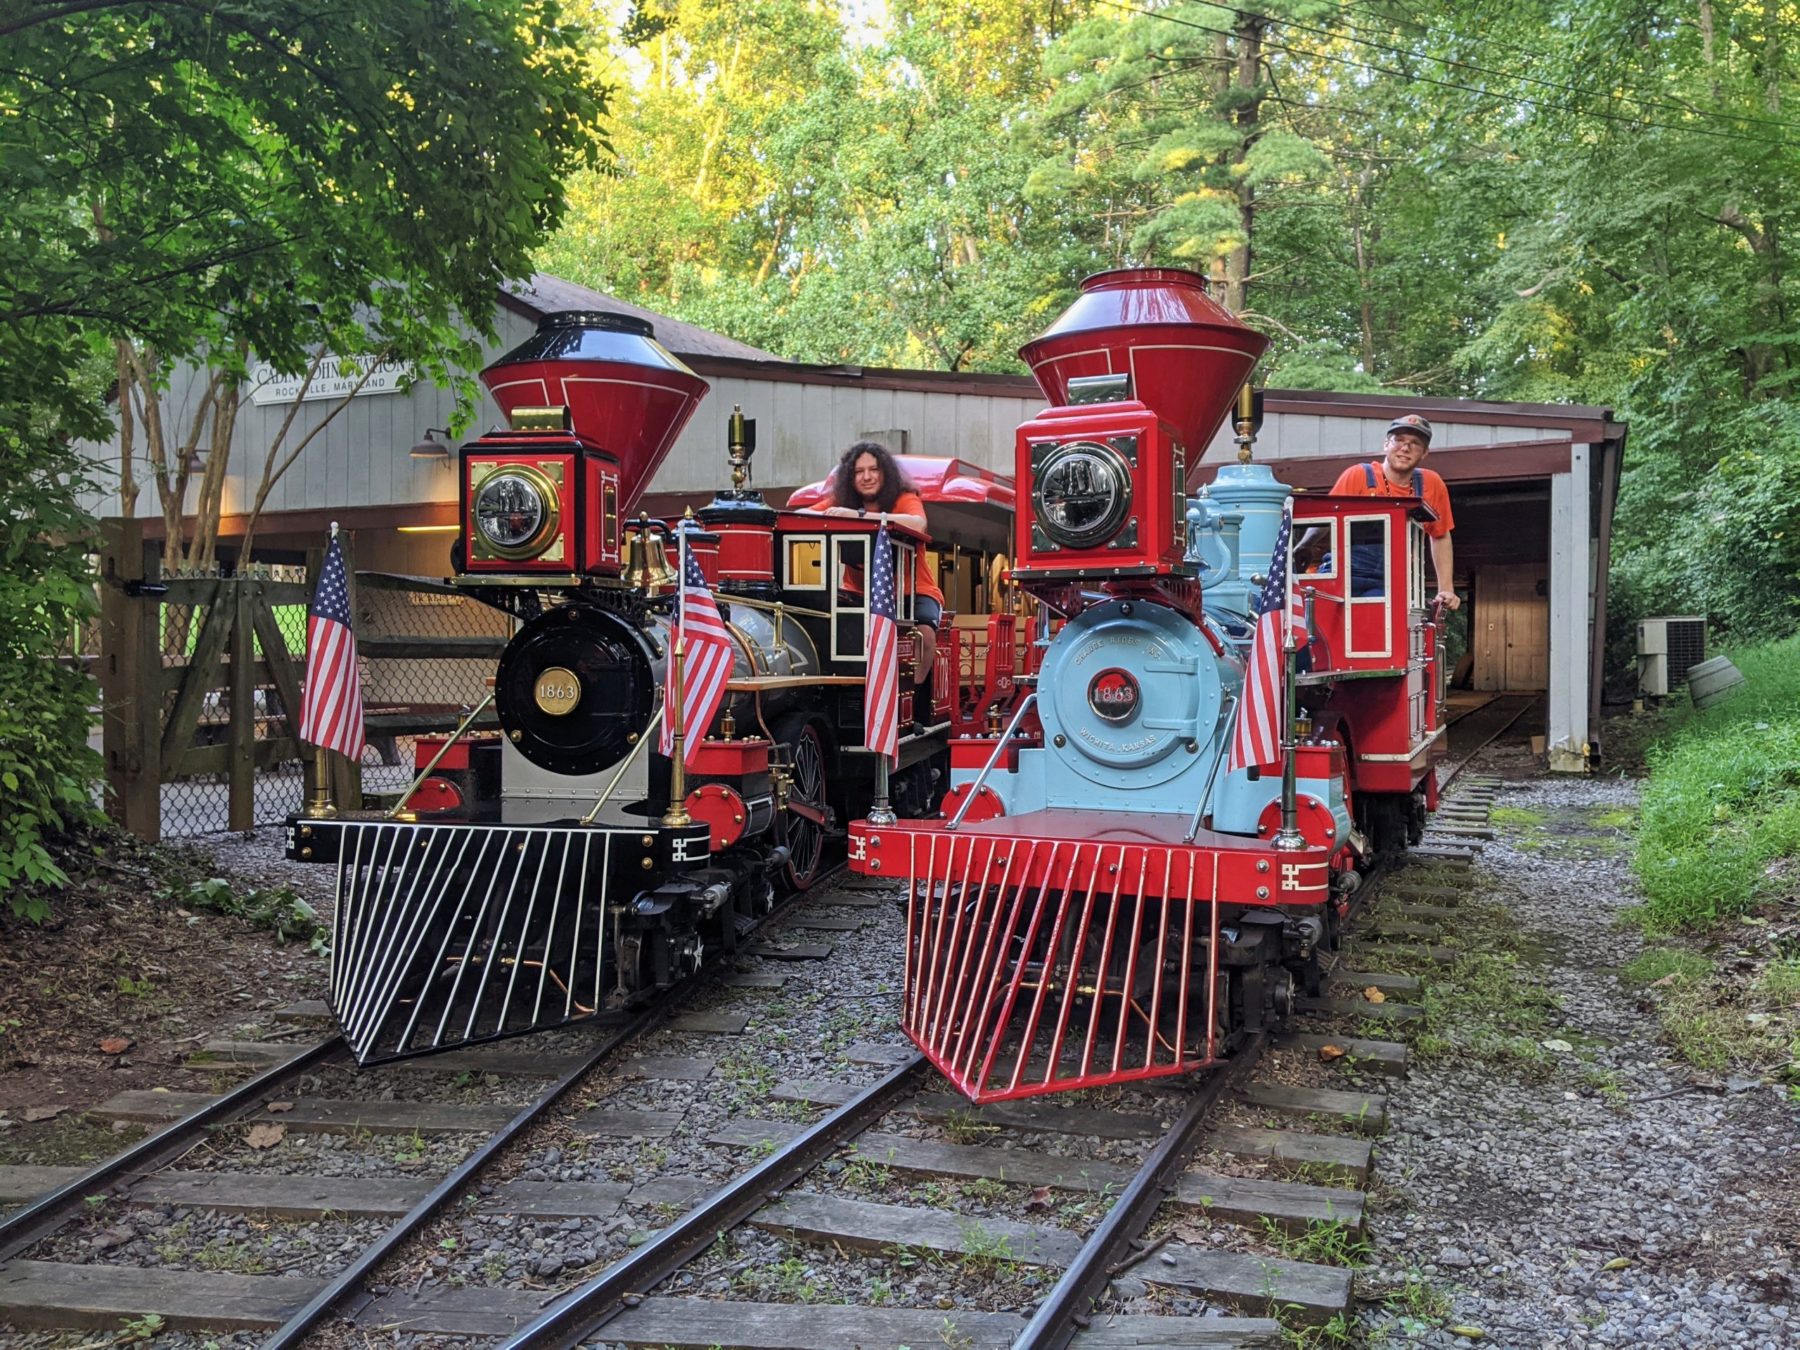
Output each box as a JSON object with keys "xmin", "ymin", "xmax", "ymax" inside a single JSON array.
[{"xmin": 777, "ymin": 720, "xmax": 830, "ymax": 890}]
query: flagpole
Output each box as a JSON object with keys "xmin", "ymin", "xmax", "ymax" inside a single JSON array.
[
  {"xmin": 303, "ymin": 521, "xmax": 340, "ymax": 819},
  {"xmin": 866, "ymin": 525, "xmax": 897, "ymax": 825},
  {"xmin": 1273, "ymin": 499, "xmax": 1305, "ymax": 852},
  {"xmin": 662, "ymin": 523, "xmax": 693, "ymax": 829}
]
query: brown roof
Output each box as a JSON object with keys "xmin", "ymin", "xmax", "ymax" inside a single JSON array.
[{"xmin": 500, "ymin": 273, "xmax": 782, "ymax": 363}]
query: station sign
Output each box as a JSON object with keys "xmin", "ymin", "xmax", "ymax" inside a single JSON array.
[{"xmin": 249, "ymin": 354, "xmax": 413, "ymax": 406}]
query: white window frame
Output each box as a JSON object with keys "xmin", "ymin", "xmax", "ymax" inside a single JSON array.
[
  {"xmin": 782, "ymin": 533, "xmax": 828, "ymax": 592},
  {"xmin": 1409, "ymin": 520, "xmax": 1427, "ymax": 612},
  {"xmin": 1344, "ymin": 513, "xmax": 1392, "ymax": 659},
  {"xmin": 1291, "ymin": 517, "xmax": 1338, "ymax": 580}
]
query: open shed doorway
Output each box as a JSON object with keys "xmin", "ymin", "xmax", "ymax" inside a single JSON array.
[{"xmin": 1454, "ymin": 484, "xmax": 1551, "ymax": 693}]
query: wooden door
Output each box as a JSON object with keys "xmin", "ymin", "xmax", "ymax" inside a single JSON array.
[{"xmin": 1473, "ymin": 565, "xmax": 1548, "ymax": 691}]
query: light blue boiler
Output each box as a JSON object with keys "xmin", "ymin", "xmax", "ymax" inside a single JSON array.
[{"xmin": 950, "ymin": 461, "xmax": 1351, "ymax": 852}]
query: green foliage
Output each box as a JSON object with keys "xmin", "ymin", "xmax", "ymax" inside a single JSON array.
[
  {"xmin": 0, "ymin": 3, "xmax": 611, "ymax": 891},
  {"xmin": 0, "ymin": 404, "xmax": 103, "ymax": 919},
  {"xmin": 177, "ymin": 877, "xmax": 329, "ymax": 951},
  {"xmin": 1634, "ymin": 635, "xmax": 1800, "ymax": 930}
]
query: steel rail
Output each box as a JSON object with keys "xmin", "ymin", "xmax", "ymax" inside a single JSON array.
[
  {"xmin": 499, "ymin": 1049, "xmax": 929, "ymax": 1350},
  {"xmin": 268, "ymin": 857, "xmax": 854, "ymax": 1344},
  {"xmin": 0, "ymin": 1034, "xmax": 344, "ymax": 1263},
  {"xmin": 1440, "ymin": 692, "xmax": 1537, "ymax": 792},
  {"xmin": 263, "ymin": 1010, "xmax": 659, "ymax": 1347},
  {"xmin": 1010, "ymin": 1032, "xmax": 1268, "ymax": 1349}
]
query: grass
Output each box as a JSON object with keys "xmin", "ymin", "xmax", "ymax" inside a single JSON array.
[
  {"xmin": 1418, "ymin": 946, "xmax": 1560, "ymax": 1065},
  {"xmin": 1489, "ymin": 805, "xmax": 1548, "ymax": 828},
  {"xmin": 1632, "ymin": 633, "xmax": 1800, "ymax": 932},
  {"xmin": 1262, "ymin": 1217, "xmax": 1371, "ymax": 1267},
  {"xmin": 1621, "ymin": 945, "xmax": 1798, "ymax": 1075},
  {"xmin": 1620, "ymin": 948, "xmax": 1713, "ymax": 986},
  {"xmin": 1623, "ymin": 637, "xmax": 1800, "ymax": 1080}
]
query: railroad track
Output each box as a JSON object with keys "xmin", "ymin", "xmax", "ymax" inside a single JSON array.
[
  {"xmin": 0, "ymin": 864, "xmax": 866, "ymax": 1341},
  {"xmin": 464, "ymin": 803, "xmax": 1504, "ymax": 1350},
  {"xmin": 0, "ymin": 779, "xmax": 1504, "ymax": 1347}
]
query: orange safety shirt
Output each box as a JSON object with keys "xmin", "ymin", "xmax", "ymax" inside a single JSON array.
[
  {"xmin": 839, "ymin": 491, "xmax": 945, "ymax": 608},
  {"xmin": 1329, "ymin": 462, "xmax": 1455, "ymax": 539}
]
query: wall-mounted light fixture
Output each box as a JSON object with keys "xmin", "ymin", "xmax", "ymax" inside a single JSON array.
[{"xmin": 409, "ymin": 427, "xmax": 453, "ymax": 460}]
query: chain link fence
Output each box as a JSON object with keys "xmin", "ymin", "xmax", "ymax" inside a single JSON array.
[
  {"xmin": 150, "ymin": 569, "xmax": 509, "ymax": 839},
  {"xmin": 353, "ymin": 573, "xmax": 509, "ymax": 805}
]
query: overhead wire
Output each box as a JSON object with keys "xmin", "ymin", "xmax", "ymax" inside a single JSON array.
[
  {"xmin": 1247, "ymin": 0, "xmax": 1800, "ymax": 138},
  {"xmin": 1088, "ymin": 0, "xmax": 1800, "ymax": 149}
]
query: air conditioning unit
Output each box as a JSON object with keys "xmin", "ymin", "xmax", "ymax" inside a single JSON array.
[{"xmin": 1638, "ymin": 616, "xmax": 1707, "ymax": 696}]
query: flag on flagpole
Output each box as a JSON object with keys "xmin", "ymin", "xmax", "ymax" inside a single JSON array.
[
  {"xmin": 864, "ymin": 522, "xmax": 900, "ymax": 761},
  {"xmin": 298, "ymin": 530, "xmax": 366, "ymax": 760},
  {"xmin": 660, "ymin": 525, "xmax": 736, "ymax": 766},
  {"xmin": 1228, "ymin": 498, "xmax": 1294, "ymax": 773}
]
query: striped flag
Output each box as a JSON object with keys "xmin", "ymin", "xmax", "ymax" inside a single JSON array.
[
  {"xmin": 660, "ymin": 526, "xmax": 736, "ymax": 766},
  {"xmin": 298, "ymin": 532, "xmax": 366, "ymax": 760},
  {"xmin": 1228, "ymin": 499, "xmax": 1294, "ymax": 773},
  {"xmin": 864, "ymin": 522, "xmax": 899, "ymax": 761}
]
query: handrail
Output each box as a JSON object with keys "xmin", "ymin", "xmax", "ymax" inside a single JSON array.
[
  {"xmin": 385, "ymin": 692, "xmax": 496, "ymax": 820},
  {"xmin": 945, "ymin": 691, "xmax": 1037, "ymax": 832},
  {"xmin": 1183, "ymin": 691, "xmax": 1238, "ymax": 844},
  {"xmin": 582, "ymin": 699, "xmax": 664, "ymax": 826}
]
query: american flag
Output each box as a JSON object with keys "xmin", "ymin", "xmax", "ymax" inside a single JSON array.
[
  {"xmin": 660, "ymin": 526, "xmax": 736, "ymax": 766},
  {"xmin": 1229, "ymin": 499, "xmax": 1294, "ymax": 773},
  {"xmin": 298, "ymin": 531, "xmax": 366, "ymax": 760},
  {"xmin": 864, "ymin": 522, "xmax": 899, "ymax": 761}
]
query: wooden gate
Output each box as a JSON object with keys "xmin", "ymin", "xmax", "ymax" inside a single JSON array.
[{"xmin": 98, "ymin": 520, "xmax": 358, "ymax": 842}]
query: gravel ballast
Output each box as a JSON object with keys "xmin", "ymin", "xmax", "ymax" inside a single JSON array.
[{"xmin": 1362, "ymin": 769, "xmax": 1799, "ymax": 1349}]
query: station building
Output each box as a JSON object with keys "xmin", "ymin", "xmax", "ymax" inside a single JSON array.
[{"xmin": 83, "ymin": 273, "xmax": 1624, "ymax": 771}]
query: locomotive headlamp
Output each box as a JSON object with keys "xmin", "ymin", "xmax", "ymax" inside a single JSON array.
[
  {"xmin": 472, "ymin": 464, "xmax": 562, "ymax": 559},
  {"xmin": 1033, "ymin": 440, "xmax": 1133, "ymax": 549}
]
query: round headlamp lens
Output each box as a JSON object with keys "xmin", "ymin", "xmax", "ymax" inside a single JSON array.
[
  {"xmin": 1034, "ymin": 441, "xmax": 1132, "ymax": 549},
  {"xmin": 475, "ymin": 472, "xmax": 548, "ymax": 550}
]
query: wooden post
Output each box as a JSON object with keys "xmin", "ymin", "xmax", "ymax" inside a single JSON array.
[
  {"xmin": 228, "ymin": 579, "xmax": 257, "ymax": 832},
  {"xmin": 100, "ymin": 518, "xmax": 162, "ymax": 842}
]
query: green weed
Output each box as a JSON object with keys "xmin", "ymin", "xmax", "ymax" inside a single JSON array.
[
  {"xmin": 175, "ymin": 876, "xmax": 330, "ymax": 951},
  {"xmin": 117, "ymin": 1313, "xmax": 165, "ymax": 1344},
  {"xmin": 1632, "ymin": 635, "xmax": 1800, "ymax": 932},
  {"xmin": 841, "ymin": 1147, "xmax": 894, "ymax": 1192},
  {"xmin": 1262, "ymin": 1217, "xmax": 1371, "ymax": 1267},
  {"xmin": 1490, "ymin": 806, "xmax": 1547, "ymax": 828},
  {"xmin": 940, "ymin": 1107, "xmax": 1000, "ymax": 1145},
  {"xmin": 1620, "ymin": 949, "xmax": 1712, "ymax": 986}
]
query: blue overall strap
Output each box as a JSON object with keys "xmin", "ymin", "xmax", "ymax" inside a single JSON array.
[
  {"xmin": 1413, "ymin": 468, "xmax": 1423, "ymax": 497},
  {"xmin": 1363, "ymin": 462, "xmax": 1377, "ymax": 489}
]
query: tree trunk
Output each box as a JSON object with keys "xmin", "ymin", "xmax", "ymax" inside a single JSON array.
[
  {"xmin": 1225, "ymin": 17, "xmax": 1266, "ymax": 314},
  {"xmin": 1353, "ymin": 168, "xmax": 1376, "ymax": 374}
]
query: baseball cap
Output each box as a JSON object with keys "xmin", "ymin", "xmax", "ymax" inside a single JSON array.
[{"xmin": 1385, "ymin": 414, "xmax": 1433, "ymax": 444}]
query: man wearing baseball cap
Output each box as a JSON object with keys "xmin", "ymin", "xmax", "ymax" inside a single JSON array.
[{"xmin": 1330, "ymin": 414, "xmax": 1460, "ymax": 611}]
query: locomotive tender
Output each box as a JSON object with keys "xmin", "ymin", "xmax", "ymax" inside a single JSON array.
[
  {"xmin": 289, "ymin": 269, "xmax": 1444, "ymax": 1091},
  {"xmin": 850, "ymin": 267, "xmax": 1445, "ymax": 1102}
]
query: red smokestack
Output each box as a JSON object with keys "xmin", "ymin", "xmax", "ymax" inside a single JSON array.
[
  {"xmin": 481, "ymin": 312, "xmax": 709, "ymax": 517},
  {"xmin": 1018, "ymin": 268, "xmax": 1269, "ymax": 488}
]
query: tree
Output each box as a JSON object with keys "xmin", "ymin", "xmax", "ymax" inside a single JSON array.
[{"xmin": 0, "ymin": 0, "xmax": 612, "ymax": 906}]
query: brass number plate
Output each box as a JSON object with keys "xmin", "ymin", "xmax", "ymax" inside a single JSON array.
[{"xmin": 533, "ymin": 666, "xmax": 582, "ymax": 716}]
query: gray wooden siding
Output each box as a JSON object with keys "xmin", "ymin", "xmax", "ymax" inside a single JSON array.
[{"xmin": 1196, "ymin": 412, "xmax": 1572, "ymax": 466}]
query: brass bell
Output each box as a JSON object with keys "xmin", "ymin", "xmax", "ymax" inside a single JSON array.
[{"xmin": 623, "ymin": 514, "xmax": 678, "ymax": 593}]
